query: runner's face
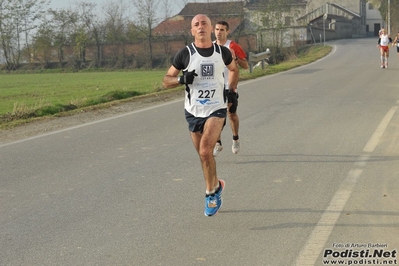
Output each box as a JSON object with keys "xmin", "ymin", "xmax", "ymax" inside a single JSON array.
[
  {"xmin": 215, "ymin": 24, "xmax": 229, "ymax": 42},
  {"xmin": 191, "ymin": 15, "xmax": 212, "ymax": 40}
]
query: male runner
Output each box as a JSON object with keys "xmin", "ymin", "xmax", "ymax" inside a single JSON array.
[
  {"xmin": 213, "ymin": 21, "xmax": 249, "ymax": 156},
  {"xmin": 392, "ymin": 32, "xmax": 399, "ymax": 58},
  {"xmin": 377, "ymin": 28, "xmax": 392, "ymax": 68},
  {"xmin": 162, "ymin": 14, "xmax": 239, "ymax": 216}
]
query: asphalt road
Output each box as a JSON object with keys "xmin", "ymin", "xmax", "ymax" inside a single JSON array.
[{"xmin": 1, "ymin": 38, "xmax": 399, "ymax": 266}]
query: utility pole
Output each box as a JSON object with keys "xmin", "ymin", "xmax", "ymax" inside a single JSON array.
[
  {"xmin": 323, "ymin": 13, "xmax": 327, "ymax": 46},
  {"xmin": 388, "ymin": 0, "xmax": 391, "ymax": 35}
]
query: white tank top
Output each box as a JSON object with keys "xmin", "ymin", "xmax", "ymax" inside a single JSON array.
[
  {"xmin": 380, "ymin": 34, "xmax": 390, "ymax": 46},
  {"xmin": 183, "ymin": 43, "xmax": 227, "ymax": 117}
]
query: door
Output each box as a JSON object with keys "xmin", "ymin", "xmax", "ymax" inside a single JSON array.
[{"xmin": 374, "ymin": 23, "xmax": 381, "ymax": 36}]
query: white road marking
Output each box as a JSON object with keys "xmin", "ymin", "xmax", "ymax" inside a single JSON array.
[
  {"xmin": 295, "ymin": 106, "xmax": 398, "ymax": 266},
  {"xmin": 295, "ymin": 169, "xmax": 363, "ymax": 266},
  {"xmin": 363, "ymin": 106, "xmax": 398, "ymax": 153}
]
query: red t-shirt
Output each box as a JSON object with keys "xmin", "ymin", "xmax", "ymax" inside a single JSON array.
[{"xmin": 229, "ymin": 41, "xmax": 247, "ymax": 60}]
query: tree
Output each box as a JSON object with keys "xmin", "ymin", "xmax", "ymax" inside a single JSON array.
[
  {"xmin": 31, "ymin": 22, "xmax": 53, "ymax": 66},
  {"xmin": 160, "ymin": 0, "xmax": 172, "ymax": 20},
  {"xmin": 103, "ymin": 0, "xmax": 131, "ymax": 67},
  {"xmin": 75, "ymin": 2, "xmax": 106, "ymax": 67},
  {"xmin": 46, "ymin": 8, "xmax": 78, "ymax": 66},
  {"xmin": 370, "ymin": 0, "xmax": 399, "ymax": 34},
  {"xmin": 131, "ymin": 0, "xmax": 160, "ymax": 68},
  {"xmin": 0, "ymin": 0, "xmax": 49, "ymax": 70},
  {"xmin": 67, "ymin": 20, "xmax": 86, "ymax": 67},
  {"xmin": 19, "ymin": 0, "xmax": 50, "ymax": 63}
]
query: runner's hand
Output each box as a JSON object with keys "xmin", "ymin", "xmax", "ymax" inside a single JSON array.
[{"xmin": 178, "ymin": 70, "xmax": 198, "ymax": 85}]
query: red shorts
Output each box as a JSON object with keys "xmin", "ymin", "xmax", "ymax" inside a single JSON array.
[{"xmin": 380, "ymin": 46, "xmax": 389, "ymax": 53}]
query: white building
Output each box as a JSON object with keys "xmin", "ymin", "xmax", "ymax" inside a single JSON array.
[{"xmin": 365, "ymin": 1, "xmax": 384, "ymax": 36}]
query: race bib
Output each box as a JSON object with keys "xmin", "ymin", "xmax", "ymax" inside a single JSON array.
[{"xmin": 194, "ymin": 88, "xmax": 222, "ymax": 106}]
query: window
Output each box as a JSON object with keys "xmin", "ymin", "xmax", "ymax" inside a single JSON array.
[
  {"xmin": 262, "ymin": 17, "xmax": 270, "ymax": 27},
  {"xmin": 368, "ymin": 3, "xmax": 374, "ymax": 10},
  {"xmin": 285, "ymin": 16, "xmax": 291, "ymax": 26}
]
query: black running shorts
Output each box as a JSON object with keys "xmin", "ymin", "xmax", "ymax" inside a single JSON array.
[{"xmin": 185, "ymin": 108, "xmax": 227, "ymax": 133}]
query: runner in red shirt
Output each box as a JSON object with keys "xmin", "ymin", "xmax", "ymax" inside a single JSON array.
[{"xmin": 213, "ymin": 21, "xmax": 249, "ymax": 156}]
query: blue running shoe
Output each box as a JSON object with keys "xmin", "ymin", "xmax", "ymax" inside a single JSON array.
[
  {"xmin": 204, "ymin": 194, "xmax": 221, "ymax": 216},
  {"xmin": 204, "ymin": 180, "xmax": 225, "ymax": 216}
]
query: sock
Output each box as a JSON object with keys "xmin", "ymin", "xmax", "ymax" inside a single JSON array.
[
  {"xmin": 206, "ymin": 189, "xmax": 215, "ymax": 196},
  {"xmin": 381, "ymin": 56, "xmax": 384, "ymax": 64},
  {"xmin": 233, "ymin": 135, "xmax": 239, "ymax": 141},
  {"xmin": 385, "ymin": 57, "xmax": 388, "ymax": 65}
]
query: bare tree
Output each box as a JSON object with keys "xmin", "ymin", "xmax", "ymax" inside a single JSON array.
[
  {"xmin": 160, "ymin": 0, "xmax": 172, "ymax": 20},
  {"xmin": 46, "ymin": 8, "xmax": 78, "ymax": 66},
  {"xmin": 20, "ymin": 0, "xmax": 50, "ymax": 63},
  {"xmin": 131, "ymin": 0, "xmax": 160, "ymax": 68},
  {"xmin": 102, "ymin": 0, "xmax": 131, "ymax": 67},
  {"xmin": 74, "ymin": 2, "xmax": 106, "ymax": 67},
  {"xmin": 0, "ymin": 0, "xmax": 49, "ymax": 70},
  {"xmin": 31, "ymin": 21, "xmax": 53, "ymax": 66}
]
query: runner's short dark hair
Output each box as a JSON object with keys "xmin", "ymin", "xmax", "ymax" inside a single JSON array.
[{"xmin": 216, "ymin": 21, "xmax": 229, "ymax": 31}]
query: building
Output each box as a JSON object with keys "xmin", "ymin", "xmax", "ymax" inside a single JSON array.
[
  {"xmin": 365, "ymin": 1, "xmax": 384, "ymax": 36},
  {"xmin": 152, "ymin": 1, "xmax": 256, "ymax": 60},
  {"xmin": 27, "ymin": 0, "xmax": 383, "ymax": 68},
  {"xmin": 154, "ymin": 0, "xmax": 381, "ymax": 54}
]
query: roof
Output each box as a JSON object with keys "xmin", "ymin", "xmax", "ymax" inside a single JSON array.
[
  {"xmin": 153, "ymin": 16, "xmax": 191, "ymax": 36},
  {"xmin": 153, "ymin": 2, "xmax": 246, "ymax": 36},
  {"xmin": 330, "ymin": 3, "xmax": 360, "ymax": 18},
  {"xmin": 297, "ymin": 2, "xmax": 360, "ymax": 22},
  {"xmin": 153, "ymin": 17, "xmax": 244, "ymax": 36},
  {"xmin": 308, "ymin": 13, "xmax": 351, "ymax": 24},
  {"xmin": 245, "ymin": 0, "xmax": 307, "ymax": 9},
  {"xmin": 178, "ymin": 1, "xmax": 245, "ymax": 17}
]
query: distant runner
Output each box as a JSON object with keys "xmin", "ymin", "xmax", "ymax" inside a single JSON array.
[
  {"xmin": 377, "ymin": 28, "xmax": 392, "ymax": 68},
  {"xmin": 392, "ymin": 32, "xmax": 399, "ymax": 59}
]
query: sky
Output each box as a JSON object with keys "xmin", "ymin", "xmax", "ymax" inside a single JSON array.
[
  {"xmin": 48, "ymin": 0, "xmax": 235, "ymax": 19},
  {"xmin": 48, "ymin": 0, "xmax": 183, "ymax": 19}
]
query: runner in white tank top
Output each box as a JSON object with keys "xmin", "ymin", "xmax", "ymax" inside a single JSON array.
[
  {"xmin": 377, "ymin": 28, "xmax": 392, "ymax": 68},
  {"xmin": 182, "ymin": 43, "xmax": 227, "ymax": 118},
  {"xmin": 162, "ymin": 14, "xmax": 239, "ymax": 217}
]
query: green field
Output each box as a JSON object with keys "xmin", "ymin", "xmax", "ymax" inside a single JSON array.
[
  {"xmin": 0, "ymin": 45, "xmax": 332, "ymax": 128},
  {"xmin": 0, "ymin": 70, "xmax": 165, "ymax": 115}
]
